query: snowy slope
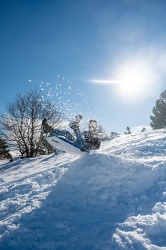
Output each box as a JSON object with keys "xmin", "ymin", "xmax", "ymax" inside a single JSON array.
[{"xmin": 0, "ymin": 129, "xmax": 166, "ymax": 250}]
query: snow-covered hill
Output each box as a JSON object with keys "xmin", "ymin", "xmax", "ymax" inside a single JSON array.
[{"xmin": 0, "ymin": 129, "xmax": 166, "ymax": 250}]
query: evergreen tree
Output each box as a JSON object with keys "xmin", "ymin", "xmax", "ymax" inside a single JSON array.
[
  {"xmin": 124, "ymin": 126, "xmax": 131, "ymax": 135},
  {"xmin": 0, "ymin": 137, "xmax": 11, "ymax": 159},
  {"xmin": 150, "ymin": 90, "xmax": 166, "ymax": 130},
  {"xmin": 141, "ymin": 127, "xmax": 146, "ymax": 132}
]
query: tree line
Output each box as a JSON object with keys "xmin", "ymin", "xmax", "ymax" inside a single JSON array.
[
  {"xmin": 0, "ymin": 88, "xmax": 166, "ymax": 159},
  {"xmin": 124, "ymin": 90, "xmax": 166, "ymax": 135}
]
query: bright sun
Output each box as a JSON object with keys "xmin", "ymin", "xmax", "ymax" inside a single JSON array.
[
  {"xmin": 115, "ymin": 61, "xmax": 154, "ymax": 102},
  {"xmin": 90, "ymin": 59, "xmax": 156, "ymax": 103}
]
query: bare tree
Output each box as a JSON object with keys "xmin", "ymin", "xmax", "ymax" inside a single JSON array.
[{"xmin": 0, "ymin": 88, "xmax": 62, "ymax": 157}]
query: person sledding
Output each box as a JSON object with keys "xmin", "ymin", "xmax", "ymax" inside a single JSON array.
[
  {"xmin": 42, "ymin": 118, "xmax": 75, "ymax": 141},
  {"xmin": 42, "ymin": 115, "xmax": 101, "ymax": 151}
]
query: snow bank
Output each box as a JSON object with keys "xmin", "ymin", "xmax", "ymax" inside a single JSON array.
[{"xmin": 0, "ymin": 129, "xmax": 166, "ymax": 249}]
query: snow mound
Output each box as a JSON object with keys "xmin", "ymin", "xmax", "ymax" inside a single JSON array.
[{"xmin": 0, "ymin": 129, "xmax": 166, "ymax": 249}]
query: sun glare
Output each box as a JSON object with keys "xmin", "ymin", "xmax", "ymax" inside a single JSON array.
[
  {"xmin": 118, "ymin": 66, "xmax": 145, "ymax": 96},
  {"xmin": 114, "ymin": 60, "xmax": 155, "ymax": 102},
  {"xmin": 90, "ymin": 59, "xmax": 156, "ymax": 103}
]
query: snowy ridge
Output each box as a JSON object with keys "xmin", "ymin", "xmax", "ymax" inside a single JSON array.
[{"xmin": 0, "ymin": 129, "xmax": 166, "ymax": 249}]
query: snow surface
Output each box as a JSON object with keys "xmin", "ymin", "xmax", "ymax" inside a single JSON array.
[{"xmin": 0, "ymin": 129, "xmax": 166, "ymax": 250}]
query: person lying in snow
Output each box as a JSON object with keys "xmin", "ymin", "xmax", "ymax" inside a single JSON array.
[{"xmin": 42, "ymin": 115, "xmax": 101, "ymax": 150}]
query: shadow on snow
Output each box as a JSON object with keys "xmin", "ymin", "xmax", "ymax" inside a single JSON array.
[{"xmin": 0, "ymin": 153, "xmax": 164, "ymax": 250}]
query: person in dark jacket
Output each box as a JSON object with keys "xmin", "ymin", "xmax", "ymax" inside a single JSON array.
[
  {"xmin": 42, "ymin": 119, "xmax": 74, "ymax": 141},
  {"xmin": 42, "ymin": 116, "xmax": 101, "ymax": 150},
  {"xmin": 42, "ymin": 119, "xmax": 52, "ymax": 133}
]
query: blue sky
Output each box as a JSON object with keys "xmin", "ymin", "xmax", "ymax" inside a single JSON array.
[{"xmin": 0, "ymin": 0, "xmax": 166, "ymax": 133}]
